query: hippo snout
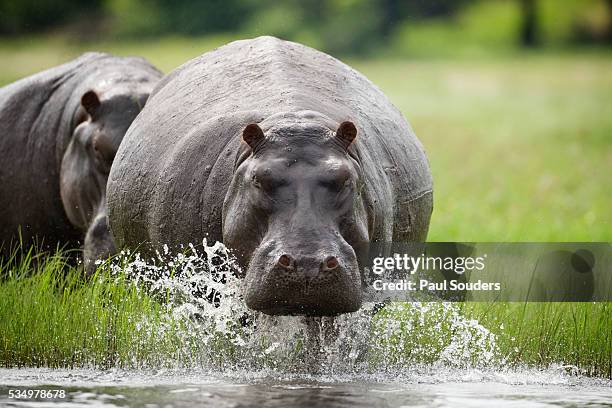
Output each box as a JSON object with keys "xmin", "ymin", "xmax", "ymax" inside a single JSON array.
[
  {"xmin": 244, "ymin": 245, "xmax": 362, "ymax": 316},
  {"xmin": 83, "ymin": 211, "xmax": 116, "ymax": 275}
]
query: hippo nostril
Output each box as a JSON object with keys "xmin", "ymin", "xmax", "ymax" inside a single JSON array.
[
  {"xmin": 323, "ymin": 256, "xmax": 339, "ymax": 271},
  {"xmin": 277, "ymin": 254, "xmax": 294, "ymax": 270}
]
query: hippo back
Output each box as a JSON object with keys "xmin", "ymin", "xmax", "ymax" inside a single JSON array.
[{"xmin": 109, "ymin": 36, "xmax": 433, "ymax": 250}]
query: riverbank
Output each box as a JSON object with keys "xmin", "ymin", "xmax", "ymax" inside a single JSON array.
[{"xmin": 1, "ymin": 252, "xmax": 609, "ymax": 378}]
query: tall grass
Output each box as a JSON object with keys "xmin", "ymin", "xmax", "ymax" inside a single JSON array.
[
  {"xmin": 373, "ymin": 301, "xmax": 611, "ymax": 378},
  {"xmin": 0, "ymin": 250, "xmax": 187, "ymax": 369},
  {"xmin": 462, "ymin": 302, "xmax": 611, "ymax": 378}
]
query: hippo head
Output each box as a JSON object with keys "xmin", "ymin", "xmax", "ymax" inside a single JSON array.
[
  {"xmin": 60, "ymin": 89, "xmax": 150, "ymax": 274},
  {"xmin": 223, "ymin": 117, "xmax": 369, "ymax": 316}
]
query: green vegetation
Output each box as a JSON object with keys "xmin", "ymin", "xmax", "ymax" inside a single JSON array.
[
  {"xmin": 0, "ymin": 250, "xmax": 186, "ymax": 368},
  {"xmin": 377, "ymin": 54, "xmax": 612, "ymax": 241},
  {"xmin": 2, "ymin": 0, "xmax": 611, "ymax": 55},
  {"xmin": 1, "ymin": 254, "xmax": 610, "ymax": 378},
  {"xmin": 374, "ymin": 302, "xmax": 611, "ymax": 378},
  {"xmin": 464, "ymin": 302, "xmax": 611, "ymax": 377}
]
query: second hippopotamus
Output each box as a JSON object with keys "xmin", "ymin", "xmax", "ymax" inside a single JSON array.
[{"xmin": 0, "ymin": 52, "xmax": 162, "ymax": 272}]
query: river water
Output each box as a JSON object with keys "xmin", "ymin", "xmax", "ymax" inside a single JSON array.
[{"xmin": 1, "ymin": 367, "xmax": 611, "ymax": 407}]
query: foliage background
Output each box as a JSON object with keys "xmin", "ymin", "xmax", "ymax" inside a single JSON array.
[{"xmin": 2, "ymin": 0, "xmax": 612, "ymax": 54}]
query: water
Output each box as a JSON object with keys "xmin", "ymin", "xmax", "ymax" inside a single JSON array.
[
  {"xmin": 1, "ymin": 368, "xmax": 610, "ymax": 407},
  {"xmin": 94, "ymin": 241, "xmax": 500, "ymax": 373},
  {"xmin": 1, "ymin": 241, "xmax": 610, "ymax": 407}
]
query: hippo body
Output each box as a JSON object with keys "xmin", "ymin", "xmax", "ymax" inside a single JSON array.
[
  {"xmin": 108, "ymin": 37, "xmax": 433, "ymax": 315},
  {"xmin": 0, "ymin": 52, "xmax": 161, "ymax": 266}
]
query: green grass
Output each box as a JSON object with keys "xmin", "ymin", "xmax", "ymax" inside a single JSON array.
[
  {"xmin": 464, "ymin": 302, "xmax": 611, "ymax": 377},
  {"xmin": 357, "ymin": 55, "xmax": 612, "ymax": 241},
  {"xmin": 374, "ymin": 301, "xmax": 611, "ymax": 378},
  {"xmin": 0, "ymin": 250, "xmax": 189, "ymax": 369}
]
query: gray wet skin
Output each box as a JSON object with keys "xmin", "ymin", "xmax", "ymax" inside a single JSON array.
[
  {"xmin": 108, "ymin": 36, "xmax": 433, "ymax": 316},
  {"xmin": 0, "ymin": 53, "xmax": 162, "ymax": 273}
]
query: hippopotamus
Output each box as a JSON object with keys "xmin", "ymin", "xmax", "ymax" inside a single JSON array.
[
  {"xmin": 0, "ymin": 52, "xmax": 162, "ymax": 271},
  {"xmin": 108, "ymin": 36, "xmax": 433, "ymax": 315}
]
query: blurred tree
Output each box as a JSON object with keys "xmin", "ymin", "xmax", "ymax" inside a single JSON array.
[
  {"xmin": 299, "ymin": 0, "xmax": 326, "ymax": 24},
  {"xmin": 381, "ymin": 0, "xmax": 400, "ymax": 37},
  {"xmin": 150, "ymin": 0, "xmax": 252, "ymax": 35},
  {"xmin": 107, "ymin": 0, "xmax": 254, "ymax": 36},
  {"xmin": 568, "ymin": 0, "xmax": 612, "ymax": 45},
  {"xmin": 0, "ymin": 0, "xmax": 473, "ymax": 53},
  {"xmin": 519, "ymin": 0, "xmax": 539, "ymax": 46},
  {"xmin": 377, "ymin": 0, "xmax": 472, "ymax": 38},
  {"xmin": 402, "ymin": 0, "xmax": 470, "ymax": 18},
  {"xmin": 0, "ymin": 0, "xmax": 103, "ymax": 34},
  {"xmin": 607, "ymin": 0, "xmax": 612, "ymax": 43},
  {"xmin": 305, "ymin": 0, "xmax": 470, "ymax": 55},
  {"xmin": 317, "ymin": 0, "xmax": 382, "ymax": 55}
]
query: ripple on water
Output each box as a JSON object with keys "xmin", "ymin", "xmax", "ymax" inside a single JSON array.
[{"xmin": 0, "ymin": 367, "xmax": 610, "ymax": 408}]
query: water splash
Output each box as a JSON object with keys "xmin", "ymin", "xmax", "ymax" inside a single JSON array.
[{"xmin": 101, "ymin": 240, "xmax": 500, "ymax": 374}]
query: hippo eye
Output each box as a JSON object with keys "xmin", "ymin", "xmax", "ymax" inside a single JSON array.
[
  {"xmin": 253, "ymin": 173, "xmax": 286, "ymax": 192},
  {"xmin": 320, "ymin": 174, "xmax": 351, "ymax": 192}
]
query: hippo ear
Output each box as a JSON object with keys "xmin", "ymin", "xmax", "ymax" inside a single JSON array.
[
  {"xmin": 336, "ymin": 121, "xmax": 357, "ymax": 147},
  {"xmin": 81, "ymin": 90, "xmax": 100, "ymax": 117},
  {"xmin": 242, "ymin": 123, "xmax": 265, "ymax": 150}
]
